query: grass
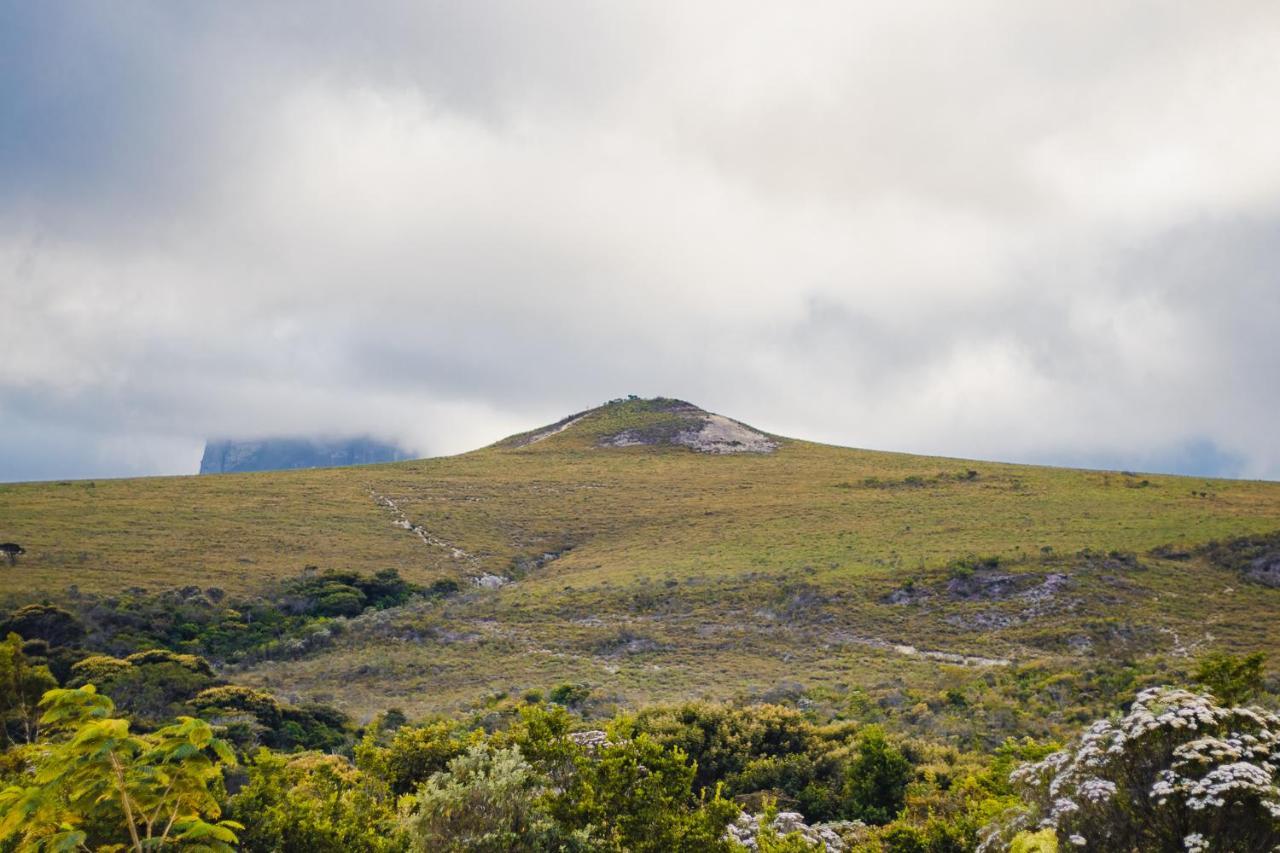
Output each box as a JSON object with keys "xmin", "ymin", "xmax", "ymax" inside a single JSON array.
[{"xmin": 2, "ymin": 398, "xmax": 1279, "ymax": 723}]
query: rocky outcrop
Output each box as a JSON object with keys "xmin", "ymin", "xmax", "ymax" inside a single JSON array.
[
  {"xmin": 671, "ymin": 413, "xmax": 778, "ymax": 454},
  {"xmin": 567, "ymin": 730, "xmax": 610, "ymax": 751},
  {"xmin": 596, "ymin": 399, "xmax": 777, "ymax": 454},
  {"xmin": 499, "ymin": 397, "xmax": 780, "ymax": 455},
  {"xmin": 200, "ymin": 436, "xmax": 410, "ymax": 474}
]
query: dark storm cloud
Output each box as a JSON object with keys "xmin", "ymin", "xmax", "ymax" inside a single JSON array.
[{"xmin": 2, "ymin": 1, "xmax": 1279, "ymax": 481}]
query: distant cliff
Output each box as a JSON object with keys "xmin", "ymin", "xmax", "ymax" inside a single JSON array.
[{"xmin": 199, "ymin": 437, "xmax": 412, "ymax": 474}]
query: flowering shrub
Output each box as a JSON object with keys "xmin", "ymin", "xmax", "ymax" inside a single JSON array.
[{"xmin": 984, "ymin": 686, "xmax": 1280, "ymax": 850}]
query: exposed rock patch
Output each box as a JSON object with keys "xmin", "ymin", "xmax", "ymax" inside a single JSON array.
[
  {"xmin": 473, "ymin": 573, "xmax": 509, "ymax": 589},
  {"xmin": 500, "ymin": 397, "xmax": 780, "ymax": 455},
  {"xmin": 674, "ymin": 414, "xmax": 778, "ymax": 454},
  {"xmin": 725, "ymin": 811, "xmax": 860, "ymax": 851},
  {"xmin": 885, "ymin": 567, "xmax": 1078, "ymax": 634},
  {"xmin": 946, "ymin": 572, "xmax": 1033, "ymax": 601},
  {"xmin": 830, "ymin": 632, "xmax": 1011, "ymax": 667},
  {"xmin": 599, "ymin": 405, "xmax": 777, "ymax": 454},
  {"xmin": 512, "ymin": 546, "xmax": 572, "ymax": 576},
  {"xmin": 567, "ymin": 730, "xmax": 610, "ymax": 751}
]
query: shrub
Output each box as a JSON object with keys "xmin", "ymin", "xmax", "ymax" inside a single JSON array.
[
  {"xmin": 549, "ymin": 731, "xmax": 740, "ymax": 851},
  {"xmin": 228, "ymin": 748, "xmax": 401, "ymax": 852},
  {"xmin": 987, "ymin": 686, "xmax": 1280, "ymax": 850},
  {"xmin": 0, "ymin": 604, "xmax": 86, "ymax": 647},
  {"xmin": 549, "ymin": 682, "xmax": 592, "ymax": 709},
  {"xmin": 361, "ymin": 719, "xmax": 483, "ymax": 796},
  {"xmin": 842, "ymin": 726, "xmax": 912, "ymax": 825},
  {"xmin": 401, "ymin": 745, "xmax": 557, "ymax": 852},
  {"xmin": 192, "ymin": 685, "xmax": 284, "ymax": 730},
  {"xmin": 0, "ymin": 685, "xmax": 240, "ymax": 852},
  {"xmin": 1192, "ymin": 650, "xmax": 1266, "ymax": 705}
]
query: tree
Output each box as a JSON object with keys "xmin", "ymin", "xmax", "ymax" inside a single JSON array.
[
  {"xmin": 988, "ymin": 686, "xmax": 1280, "ymax": 851},
  {"xmin": 0, "ymin": 632, "xmax": 57, "ymax": 745},
  {"xmin": 358, "ymin": 718, "xmax": 483, "ymax": 796},
  {"xmin": 0, "ymin": 604, "xmax": 85, "ymax": 648},
  {"xmin": 549, "ymin": 730, "xmax": 740, "ymax": 851},
  {"xmin": 842, "ymin": 725, "xmax": 912, "ymax": 824},
  {"xmin": 1193, "ymin": 650, "xmax": 1266, "ymax": 705},
  {"xmin": 0, "ymin": 684, "xmax": 241, "ymax": 852},
  {"xmin": 66, "ymin": 650, "xmax": 219, "ymax": 727},
  {"xmin": 228, "ymin": 749, "xmax": 401, "ymax": 852}
]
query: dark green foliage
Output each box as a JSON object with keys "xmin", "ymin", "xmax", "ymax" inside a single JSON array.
[
  {"xmin": 1199, "ymin": 530, "xmax": 1280, "ymax": 582},
  {"xmin": 1193, "ymin": 650, "xmax": 1266, "ymax": 705},
  {"xmin": 15, "ymin": 568, "xmax": 449, "ymax": 667},
  {"xmin": 548, "ymin": 682, "xmax": 592, "ymax": 709},
  {"xmin": 16, "ymin": 636, "xmax": 85, "ymax": 684},
  {"xmin": 548, "ymin": 730, "xmax": 739, "ymax": 851},
  {"xmin": 946, "ymin": 555, "xmax": 1001, "ymax": 580},
  {"xmin": 92, "ymin": 658, "xmax": 219, "ymax": 728},
  {"xmin": 842, "ymin": 726, "xmax": 912, "ymax": 825},
  {"xmin": 633, "ymin": 702, "xmax": 815, "ymax": 795},
  {"xmin": 0, "ymin": 604, "xmax": 85, "ymax": 647},
  {"xmin": 311, "ymin": 582, "xmax": 367, "ymax": 617},
  {"xmin": 191, "ymin": 686, "xmax": 353, "ymax": 752},
  {"xmin": 284, "ymin": 568, "xmax": 423, "ymax": 613},
  {"xmin": 358, "ymin": 718, "xmax": 482, "ymax": 796},
  {"xmin": 281, "ymin": 704, "xmax": 353, "ymax": 752},
  {"xmin": 880, "ymin": 825, "xmax": 929, "ymax": 853}
]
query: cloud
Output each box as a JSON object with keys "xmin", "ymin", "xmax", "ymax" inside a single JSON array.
[{"xmin": 1, "ymin": 1, "xmax": 1278, "ymax": 481}]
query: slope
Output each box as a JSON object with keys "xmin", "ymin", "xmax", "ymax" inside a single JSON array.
[{"xmin": 2, "ymin": 397, "xmax": 1279, "ymax": 722}]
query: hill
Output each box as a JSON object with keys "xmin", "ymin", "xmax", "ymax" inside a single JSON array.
[{"xmin": 2, "ymin": 396, "xmax": 1279, "ymax": 725}]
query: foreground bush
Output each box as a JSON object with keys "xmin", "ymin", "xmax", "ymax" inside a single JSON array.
[
  {"xmin": 986, "ymin": 686, "xmax": 1280, "ymax": 851},
  {"xmin": 402, "ymin": 744, "xmax": 574, "ymax": 852},
  {"xmin": 228, "ymin": 748, "xmax": 402, "ymax": 852},
  {"xmin": 0, "ymin": 685, "xmax": 240, "ymax": 851}
]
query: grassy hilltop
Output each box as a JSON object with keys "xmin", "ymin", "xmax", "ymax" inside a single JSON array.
[{"xmin": 2, "ymin": 396, "xmax": 1279, "ymax": 723}]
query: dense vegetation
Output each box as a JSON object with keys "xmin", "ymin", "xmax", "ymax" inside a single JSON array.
[{"xmin": 3, "ymin": 589, "xmax": 1279, "ymax": 850}]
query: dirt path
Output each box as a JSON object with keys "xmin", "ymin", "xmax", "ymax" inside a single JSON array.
[
  {"xmin": 833, "ymin": 632, "xmax": 1011, "ymax": 667},
  {"xmin": 367, "ymin": 488, "xmax": 479, "ymax": 563}
]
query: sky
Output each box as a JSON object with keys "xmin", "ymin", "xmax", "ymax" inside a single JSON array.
[{"xmin": 1, "ymin": 1, "xmax": 1279, "ymax": 482}]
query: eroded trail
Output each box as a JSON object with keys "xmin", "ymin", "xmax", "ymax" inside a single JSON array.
[
  {"xmin": 831, "ymin": 631, "xmax": 1012, "ymax": 667},
  {"xmin": 367, "ymin": 488, "xmax": 477, "ymax": 561}
]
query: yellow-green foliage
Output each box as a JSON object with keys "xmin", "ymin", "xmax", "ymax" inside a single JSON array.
[
  {"xmin": 1010, "ymin": 828, "xmax": 1058, "ymax": 852},
  {"xmin": 0, "ymin": 685, "xmax": 240, "ymax": 852}
]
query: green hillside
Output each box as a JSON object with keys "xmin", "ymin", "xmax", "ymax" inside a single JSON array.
[{"xmin": 2, "ymin": 397, "xmax": 1279, "ymax": 725}]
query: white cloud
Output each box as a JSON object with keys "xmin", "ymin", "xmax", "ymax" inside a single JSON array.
[{"xmin": 1, "ymin": 1, "xmax": 1278, "ymax": 480}]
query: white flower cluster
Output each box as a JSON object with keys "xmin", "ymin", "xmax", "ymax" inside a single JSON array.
[{"xmin": 1005, "ymin": 687, "xmax": 1280, "ymax": 850}]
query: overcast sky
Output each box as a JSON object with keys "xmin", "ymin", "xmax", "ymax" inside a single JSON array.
[{"xmin": 2, "ymin": 2, "xmax": 1279, "ymax": 482}]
